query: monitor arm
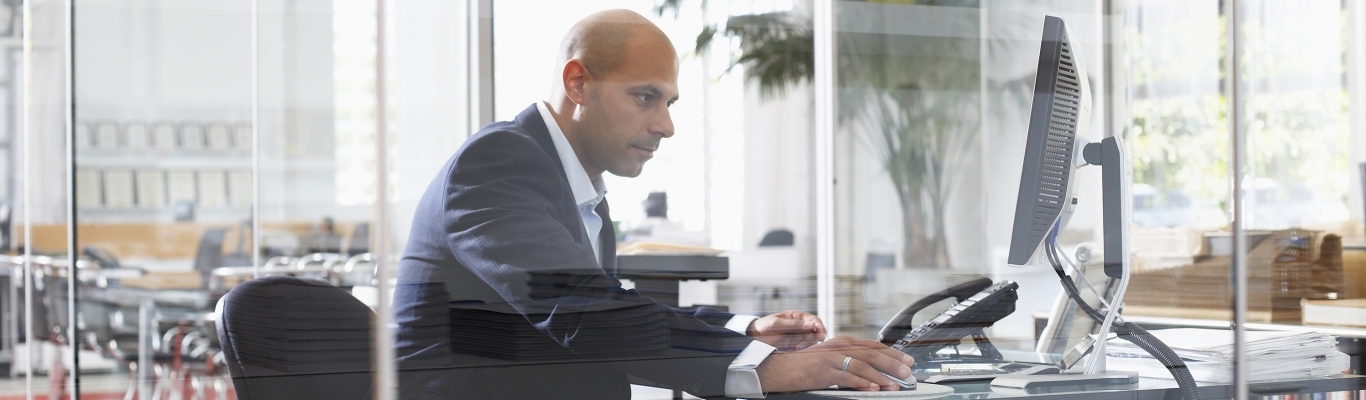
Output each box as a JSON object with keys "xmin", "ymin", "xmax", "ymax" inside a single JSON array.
[
  {"xmin": 1082, "ymin": 136, "xmax": 1131, "ymax": 279},
  {"xmin": 1080, "ymin": 135, "xmax": 1132, "ymax": 373}
]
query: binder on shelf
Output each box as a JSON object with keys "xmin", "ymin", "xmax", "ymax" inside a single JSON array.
[
  {"xmin": 103, "ymin": 170, "xmax": 135, "ymax": 208},
  {"xmin": 136, "ymin": 171, "xmax": 166, "ymax": 208}
]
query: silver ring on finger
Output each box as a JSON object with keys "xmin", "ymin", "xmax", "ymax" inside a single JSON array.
[{"xmin": 841, "ymin": 356, "xmax": 853, "ymax": 372}]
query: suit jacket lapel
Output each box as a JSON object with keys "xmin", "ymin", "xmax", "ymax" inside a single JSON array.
[
  {"xmin": 514, "ymin": 104, "xmax": 604, "ymax": 264},
  {"xmin": 513, "ymin": 105, "xmax": 571, "ymax": 186},
  {"xmin": 595, "ymin": 199, "xmax": 616, "ymax": 274}
]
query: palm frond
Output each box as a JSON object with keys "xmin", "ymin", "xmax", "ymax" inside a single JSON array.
[
  {"xmin": 717, "ymin": 12, "xmax": 814, "ymax": 99},
  {"xmin": 653, "ymin": 0, "xmax": 685, "ymax": 19}
]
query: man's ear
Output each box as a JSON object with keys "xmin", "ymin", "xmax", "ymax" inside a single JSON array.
[{"xmin": 562, "ymin": 59, "xmax": 591, "ymax": 105}]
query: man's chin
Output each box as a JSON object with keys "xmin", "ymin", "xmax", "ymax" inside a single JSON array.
[{"xmin": 608, "ymin": 165, "xmax": 645, "ymax": 178}]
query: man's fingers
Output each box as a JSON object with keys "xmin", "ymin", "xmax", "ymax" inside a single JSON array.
[
  {"xmin": 810, "ymin": 319, "xmax": 828, "ymax": 339},
  {"xmin": 847, "ymin": 339, "xmax": 916, "ymax": 367},
  {"xmin": 848, "ymin": 348, "xmax": 913, "ymax": 380},
  {"xmin": 876, "ymin": 346, "xmax": 915, "ymax": 370},
  {"xmin": 840, "ymin": 357, "xmax": 897, "ymax": 391}
]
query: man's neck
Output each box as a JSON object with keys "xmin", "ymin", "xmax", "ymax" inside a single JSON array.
[{"xmin": 543, "ymin": 98, "xmax": 604, "ymax": 179}]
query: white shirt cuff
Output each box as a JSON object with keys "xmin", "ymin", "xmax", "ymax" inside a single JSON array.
[
  {"xmin": 724, "ymin": 315, "xmax": 759, "ymax": 334},
  {"xmin": 725, "ymin": 340, "xmax": 776, "ymax": 398}
]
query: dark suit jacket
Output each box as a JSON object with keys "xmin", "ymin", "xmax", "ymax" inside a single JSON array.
[{"xmin": 394, "ymin": 104, "xmax": 751, "ymax": 399}]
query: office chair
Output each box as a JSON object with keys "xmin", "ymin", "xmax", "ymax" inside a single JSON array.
[
  {"xmin": 346, "ymin": 222, "xmax": 370, "ymax": 256},
  {"xmin": 194, "ymin": 229, "xmax": 228, "ymax": 272},
  {"xmin": 216, "ymin": 275, "xmax": 374, "ymax": 400},
  {"xmin": 758, "ymin": 229, "xmax": 795, "ymax": 247}
]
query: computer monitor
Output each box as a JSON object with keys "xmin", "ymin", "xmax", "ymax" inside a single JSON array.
[
  {"xmin": 1006, "ymin": 15, "xmax": 1131, "ymax": 280},
  {"xmin": 992, "ymin": 16, "xmax": 1199, "ymax": 394},
  {"xmin": 1000, "ymin": 14, "xmax": 1139, "ymax": 379},
  {"xmin": 1007, "ymin": 15, "xmax": 1092, "ymax": 270}
]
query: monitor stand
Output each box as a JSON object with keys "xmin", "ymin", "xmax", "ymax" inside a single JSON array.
[
  {"xmin": 991, "ymin": 371, "xmax": 1138, "ymax": 390},
  {"xmin": 996, "ymin": 137, "xmax": 1139, "ymax": 391}
]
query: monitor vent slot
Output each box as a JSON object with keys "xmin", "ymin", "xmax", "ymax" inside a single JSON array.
[{"xmin": 1029, "ymin": 36, "xmax": 1080, "ymax": 245}]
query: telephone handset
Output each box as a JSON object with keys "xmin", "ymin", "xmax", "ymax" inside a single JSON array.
[{"xmin": 878, "ymin": 277, "xmax": 1019, "ymax": 367}]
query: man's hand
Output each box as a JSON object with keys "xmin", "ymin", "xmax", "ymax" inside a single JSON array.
[
  {"xmin": 748, "ymin": 310, "xmax": 827, "ymax": 350},
  {"xmin": 754, "ymin": 336, "xmax": 915, "ymax": 393}
]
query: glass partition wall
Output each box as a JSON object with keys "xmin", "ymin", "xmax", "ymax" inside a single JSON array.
[
  {"xmin": 820, "ymin": 0, "xmax": 1366, "ymax": 398},
  {"xmin": 5, "ymin": 0, "xmax": 1366, "ymax": 399},
  {"xmin": 6, "ymin": 0, "xmax": 482, "ymax": 398}
]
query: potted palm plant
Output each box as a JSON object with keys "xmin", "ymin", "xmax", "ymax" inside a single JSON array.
[{"xmin": 656, "ymin": 0, "xmax": 981, "ymax": 269}]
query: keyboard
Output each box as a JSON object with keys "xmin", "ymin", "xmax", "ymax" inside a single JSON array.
[{"xmin": 916, "ymin": 363, "xmax": 1059, "ymax": 384}]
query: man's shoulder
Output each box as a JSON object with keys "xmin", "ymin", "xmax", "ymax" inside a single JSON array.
[
  {"xmin": 450, "ymin": 120, "xmax": 549, "ymax": 162},
  {"xmin": 447, "ymin": 104, "xmax": 553, "ymax": 164},
  {"xmin": 464, "ymin": 120, "xmax": 535, "ymax": 150},
  {"xmin": 440, "ymin": 119, "xmax": 560, "ymax": 184}
]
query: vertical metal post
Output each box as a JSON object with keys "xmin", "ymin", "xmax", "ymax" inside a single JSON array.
[
  {"xmin": 250, "ymin": 0, "xmax": 260, "ymax": 278},
  {"xmin": 136, "ymin": 299, "xmax": 151, "ymax": 400},
  {"xmin": 372, "ymin": 0, "xmax": 396, "ymax": 399},
  {"xmin": 812, "ymin": 0, "xmax": 836, "ymax": 332},
  {"xmin": 135, "ymin": 298, "xmax": 150, "ymax": 398},
  {"xmin": 1226, "ymin": 0, "xmax": 1249, "ymax": 398},
  {"xmin": 63, "ymin": 0, "xmax": 78, "ymax": 397},
  {"xmin": 20, "ymin": 0, "xmax": 32, "ymax": 397},
  {"xmin": 700, "ymin": 0, "xmax": 712, "ymax": 237},
  {"xmin": 979, "ymin": 0, "xmax": 990, "ymax": 282},
  {"xmin": 465, "ymin": 0, "xmax": 493, "ymax": 135},
  {"xmin": 1352, "ymin": 0, "xmax": 1366, "ymax": 224}
]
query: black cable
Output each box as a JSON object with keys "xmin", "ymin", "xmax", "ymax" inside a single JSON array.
[{"xmin": 1045, "ymin": 240, "xmax": 1202, "ymax": 400}]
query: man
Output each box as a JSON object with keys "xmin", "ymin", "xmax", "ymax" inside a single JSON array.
[{"xmin": 394, "ymin": 9, "xmax": 913, "ymax": 399}]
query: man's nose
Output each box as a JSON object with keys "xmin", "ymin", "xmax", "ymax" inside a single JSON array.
[{"xmin": 652, "ymin": 110, "xmax": 675, "ymax": 138}]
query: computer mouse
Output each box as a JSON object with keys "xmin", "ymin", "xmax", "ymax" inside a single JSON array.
[{"xmin": 883, "ymin": 372, "xmax": 917, "ymax": 390}]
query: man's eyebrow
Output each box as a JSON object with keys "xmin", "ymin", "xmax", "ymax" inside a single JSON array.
[{"xmin": 633, "ymin": 84, "xmax": 680, "ymax": 103}]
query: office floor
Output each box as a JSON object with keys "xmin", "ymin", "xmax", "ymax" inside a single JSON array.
[
  {"xmin": 0, "ymin": 372, "xmax": 678, "ymax": 400},
  {"xmin": 0, "ymin": 372, "xmax": 134, "ymax": 400}
]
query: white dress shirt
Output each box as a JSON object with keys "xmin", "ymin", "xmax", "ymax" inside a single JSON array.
[{"xmin": 537, "ymin": 102, "xmax": 773, "ymax": 398}]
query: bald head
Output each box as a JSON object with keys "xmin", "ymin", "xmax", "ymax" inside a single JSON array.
[
  {"xmin": 556, "ymin": 9, "xmax": 675, "ymax": 81},
  {"xmin": 546, "ymin": 10, "xmax": 680, "ymax": 180}
]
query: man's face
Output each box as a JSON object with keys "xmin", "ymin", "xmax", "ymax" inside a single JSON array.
[{"xmin": 573, "ymin": 36, "xmax": 679, "ymax": 178}]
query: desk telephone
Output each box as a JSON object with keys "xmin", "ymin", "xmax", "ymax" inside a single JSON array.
[
  {"xmin": 878, "ymin": 277, "xmax": 1017, "ymax": 363},
  {"xmin": 877, "ymin": 278, "xmax": 1059, "ymax": 383}
]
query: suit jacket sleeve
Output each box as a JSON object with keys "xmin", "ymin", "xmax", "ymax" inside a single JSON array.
[
  {"xmin": 441, "ymin": 130, "xmax": 750, "ymax": 397},
  {"xmin": 673, "ymin": 306, "xmax": 740, "ymax": 329}
]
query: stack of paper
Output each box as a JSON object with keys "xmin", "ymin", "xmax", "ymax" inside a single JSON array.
[
  {"xmin": 617, "ymin": 241, "xmax": 726, "ymax": 256},
  {"xmin": 1105, "ymin": 328, "xmax": 1347, "ymax": 382}
]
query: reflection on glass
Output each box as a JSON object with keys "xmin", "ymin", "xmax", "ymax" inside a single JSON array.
[
  {"xmin": 68, "ymin": 1, "xmax": 256, "ymax": 398},
  {"xmin": 835, "ymin": 0, "xmax": 989, "ymax": 342}
]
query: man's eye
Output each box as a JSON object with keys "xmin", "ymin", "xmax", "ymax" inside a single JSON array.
[{"xmin": 636, "ymin": 94, "xmax": 653, "ymax": 103}]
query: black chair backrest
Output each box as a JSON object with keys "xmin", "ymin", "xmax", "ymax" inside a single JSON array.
[
  {"xmin": 216, "ymin": 275, "xmax": 374, "ymax": 400},
  {"xmin": 347, "ymin": 222, "xmax": 370, "ymax": 256},
  {"xmin": 193, "ymin": 228, "xmax": 227, "ymax": 273},
  {"xmin": 758, "ymin": 229, "xmax": 795, "ymax": 247}
]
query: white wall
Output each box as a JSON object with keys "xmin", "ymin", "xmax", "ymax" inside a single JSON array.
[
  {"xmin": 390, "ymin": 0, "xmax": 475, "ymax": 250},
  {"xmin": 70, "ymin": 0, "xmax": 350, "ymax": 224},
  {"xmin": 17, "ymin": 0, "xmax": 72, "ymax": 225},
  {"xmin": 741, "ymin": 82, "xmax": 814, "ymax": 251}
]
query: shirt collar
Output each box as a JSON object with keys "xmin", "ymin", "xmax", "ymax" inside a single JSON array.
[{"xmin": 537, "ymin": 101, "xmax": 606, "ymax": 206}]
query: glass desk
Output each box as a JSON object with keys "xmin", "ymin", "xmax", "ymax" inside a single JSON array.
[{"xmin": 778, "ymin": 374, "xmax": 1366, "ymax": 399}]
